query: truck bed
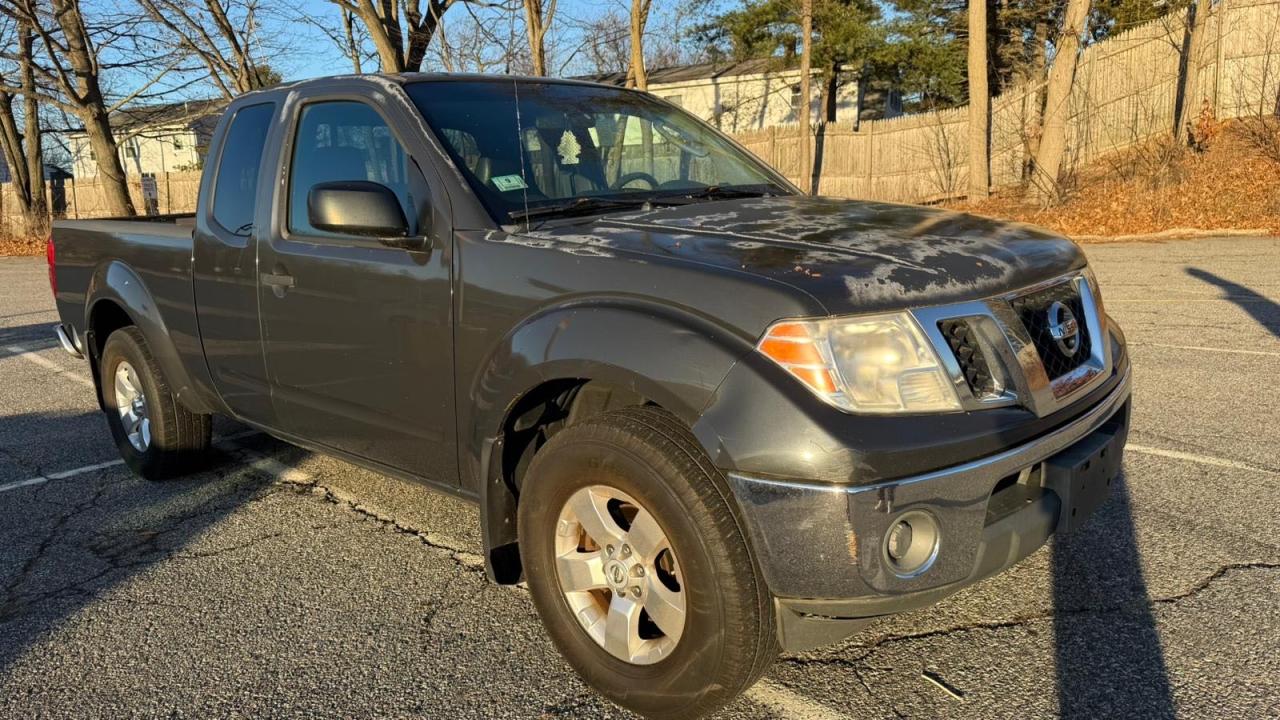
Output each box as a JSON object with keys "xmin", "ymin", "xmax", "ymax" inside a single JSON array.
[{"xmin": 51, "ymin": 215, "xmax": 199, "ymax": 365}]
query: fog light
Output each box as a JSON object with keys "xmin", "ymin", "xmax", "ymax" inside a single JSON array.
[
  {"xmin": 882, "ymin": 510, "xmax": 940, "ymax": 577},
  {"xmin": 886, "ymin": 522, "xmax": 913, "ymax": 561}
]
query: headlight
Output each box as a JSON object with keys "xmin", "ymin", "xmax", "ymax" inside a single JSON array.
[{"xmin": 756, "ymin": 312, "xmax": 961, "ymax": 414}]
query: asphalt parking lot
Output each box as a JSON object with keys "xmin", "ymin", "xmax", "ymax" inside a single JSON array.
[{"xmin": 1, "ymin": 236, "xmax": 1278, "ymax": 719}]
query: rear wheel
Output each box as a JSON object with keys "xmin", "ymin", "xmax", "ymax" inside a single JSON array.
[
  {"xmin": 518, "ymin": 406, "xmax": 778, "ymax": 719},
  {"xmin": 101, "ymin": 327, "xmax": 211, "ymax": 480}
]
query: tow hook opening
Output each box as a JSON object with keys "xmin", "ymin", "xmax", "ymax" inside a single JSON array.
[{"xmin": 883, "ymin": 510, "xmax": 940, "ymax": 577}]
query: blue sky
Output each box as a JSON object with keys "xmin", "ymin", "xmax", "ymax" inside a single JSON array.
[{"xmin": 282, "ymin": 0, "xmax": 732, "ymax": 82}]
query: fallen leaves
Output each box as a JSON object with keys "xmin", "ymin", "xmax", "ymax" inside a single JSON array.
[
  {"xmin": 946, "ymin": 120, "xmax": 1280, "ymax": 241},
  {"xmin": 0, "ymin": 235, "xmax": 44, "ymax": 257}
]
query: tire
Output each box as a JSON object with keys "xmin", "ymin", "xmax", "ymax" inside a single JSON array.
[
  {"xmin": 100, "ymin": 326, "xmax": 212, "ymax": 480},
  {"xmin": 518, "ymin": 406, "xmax": 778, "ymax": 719}
]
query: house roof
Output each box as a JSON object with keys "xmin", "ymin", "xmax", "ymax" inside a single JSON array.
[
  {"xmin": 109, "ymin": 98, "xmax": 226, "ymax": 132},
  {"xmin": 0, "ymin": 156, "xmax": 73, "ymax": 181},
  {"xmin": 576, "ymin": 58, "xmax": 800, "ymax": 87},
  {"xmin": 58, "ymin": 98, "xmax": 226, "ymax": 136}
]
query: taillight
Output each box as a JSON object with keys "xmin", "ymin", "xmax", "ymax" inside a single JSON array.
[{"xmin": 46, "ymin": 234, "xmax": 56, "ymax": 297}]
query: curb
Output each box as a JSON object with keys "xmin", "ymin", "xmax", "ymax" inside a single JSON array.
[{"xmin": 1072, "ymin": 228, "xmax": 1275, "ymax": 243}]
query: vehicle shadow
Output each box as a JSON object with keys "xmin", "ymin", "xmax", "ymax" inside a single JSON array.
[
  {"xmin": 0, "ymin": 409, "xmax": 307, "ymax": 674},
  {"xmin": 1185, "ymin": 267, "xmax": 1280, "ymax": 340},
  {"xmin": 0, "ymin": 322, "xmax": 59, "ymax": 358},
  {"xmin": 1051, "ymin": 469, "xmax": 1176, "ymax": 719}
]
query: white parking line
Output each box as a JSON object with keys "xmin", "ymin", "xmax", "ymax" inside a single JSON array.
[
  {"xmin": 1138, "ymin": 343, "xmax": 1280, "ymax": 358},
  {"xmin": 0, "ymin": 459, "xmax": 126, "ymax": 494},
  {"xmin": 0, "ymin": 431, "xmax": 263, "ymax": 496},
  {"xmin": 746, "ymin": 680, "xmax": 851, "ymax": 720},
  {"xmin": 4, "ymin": 344, "xmax": 95, "ymax": 388},
  {"xmin": 1127, "ymin": 444, "xmax": 1279, "ymax": 475}
]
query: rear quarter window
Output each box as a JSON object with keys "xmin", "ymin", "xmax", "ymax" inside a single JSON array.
[{"xmin": 211, "ymin": 102, "xmax": 275, "ymax": 235}]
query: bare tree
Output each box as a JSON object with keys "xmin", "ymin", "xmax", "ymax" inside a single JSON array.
[
  {"xmin": 0, "ymin": 0, "xmax": 168, "ymax": 216},
  {"xmin": 1030, "ymin": 0, "xmax": 1090, "ymax": 205},
  {"xmin": 798, "ymin": 0, "xmax": 813, "ymax": 193},
  {"xmin": 521, "ymin": 0, "xmax": 556, "ymax": 76},
  {"xmin": 331, "ymin": 0, "xmax": 473, "ymax": 73},
  {"xmin": 299, "ymin": 5, "xmax": 375, "ymax": 74},
  {"xmin": 577, "ymin": 11, "xmax": 630, "ymax": 76},
  {"xmin": 137, "ymin": 0, "xmax": 275, "ymax": 98},
  {"xmin": 430, "ymin": 2, "xmax": 527, "ymax": 73},
  {"xmin": 967, "ymin": 0, "xmax": 989, "ymax": 199},
  {"xmin": 342, "ymin": 8, "xmax": 366, "ymax": 73},
  {"xmin": 1175, "ymin": 0, "xmax": 1211, "ymax": 144},
  {"xmin": 921, "ymin": 110, "xmax": 963, "ymax": 199},
  {"xmin": 561, "ymin": 2, "xmax": 701, "ymax": 79},
  {"xmin": 627, "ymin": 0, "xmax": 651, "ymax": 89},
  {"xmin": 0, "ymin": 17, "xmax": 47, "ymax": 232}
]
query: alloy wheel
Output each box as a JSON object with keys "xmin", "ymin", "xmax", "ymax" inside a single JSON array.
[
  {"xmin": 554, "ymin": 485, "xmax": 686, "ymax": 665},
  {"xmin": 113, "ymin": 361, "xmax": 151, "ymax": 452}
]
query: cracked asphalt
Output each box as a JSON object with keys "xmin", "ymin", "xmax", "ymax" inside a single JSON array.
[{"xmin": 1, "ymin": 236, "xmax": 1278, "ymax": 719}]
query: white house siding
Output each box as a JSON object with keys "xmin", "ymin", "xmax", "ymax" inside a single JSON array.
[
  {"xmin": 646, "ymin": 69, "xmax": 859, "ymax": 133},
  {"xmin": 69, "ymin": 126, "xmax": 204, "ymax": 178}
]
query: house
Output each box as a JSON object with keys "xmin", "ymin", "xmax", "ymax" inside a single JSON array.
[
  {"xmin": 579, "ymin": 59, "xmax": 900, "ymax": 133},
  {"xmin": 66, "ymin": 99, "xmax": 224, "ymax": 179}
]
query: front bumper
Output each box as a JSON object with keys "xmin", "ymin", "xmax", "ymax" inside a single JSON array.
[{"xmin": 727, "ymin": 364, "xmax": 1131, "ymax": 651}]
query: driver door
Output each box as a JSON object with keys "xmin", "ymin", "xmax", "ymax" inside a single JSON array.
[{"xmin": 257, "ymin": 97, "xmax": 457, "ymax": 483}]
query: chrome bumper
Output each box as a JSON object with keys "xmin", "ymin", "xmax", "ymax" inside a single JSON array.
[{"xmin": 727, "ymin": 364, "xmax": 1132, "ymax": 608}]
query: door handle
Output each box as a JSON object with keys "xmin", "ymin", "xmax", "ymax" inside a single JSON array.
[{"xmin": 262, "ymin": 272, "xmax": 295, "ymax": 298}]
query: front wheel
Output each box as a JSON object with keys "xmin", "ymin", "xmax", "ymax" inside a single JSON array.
[
  {"xmin": 100, "ymin": 327, "xmax": 211, "ymax": 480},
  {"xmin": 518, "ymin": 407, "xmax": 778, "ymax": 719}
]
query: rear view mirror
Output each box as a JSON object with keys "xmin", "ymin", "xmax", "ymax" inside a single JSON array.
[{"xmin": 307, "ymin": 180, "xmax": 409, "ymax": 238}]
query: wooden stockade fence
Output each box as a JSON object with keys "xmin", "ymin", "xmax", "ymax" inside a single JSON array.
[
  {"xmin": 3, "ymin": 0, "xmax": 1278, "ymax": 234},
  {"xmin": 0, "ymin": 170, "xmax": 202, "ymax": 236},
  {"xmin": 731, "ymin": 0, "xmax": 1280, "ymax": 204}
]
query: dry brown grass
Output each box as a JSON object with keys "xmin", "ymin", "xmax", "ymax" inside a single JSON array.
[{"xmin": 947, "ymin": 119, "xmax": 1280, "ymax": 239}]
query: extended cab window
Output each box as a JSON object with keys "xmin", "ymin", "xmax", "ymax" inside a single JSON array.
[
  {"xmin": 212, "ymin": 102, "xmax": 273, "ymax": 235},
  {"xmin": 287, "ymin": 101, "xmax": 412, "ymax": 237}
]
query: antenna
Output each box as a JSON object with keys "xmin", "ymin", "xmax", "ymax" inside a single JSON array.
[{"xmin": 512, "ymin": 79, "xmax": 531, "ymax": 230}]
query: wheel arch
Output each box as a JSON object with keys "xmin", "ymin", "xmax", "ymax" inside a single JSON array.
[
  {"xmin": 471, "ymin": 301, "xmax": 757, "ymax": 585},
  {"xmin": 83, "ymin": 261, "xmax": 218, "ymax": 415}
]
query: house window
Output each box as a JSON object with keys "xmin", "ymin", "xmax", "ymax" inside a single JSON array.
[
  {"xmin": 789, "ymin": 85, "xmax": 803, "ymax": 117},
  {"xmin": 662, "ymin": 95, "xmax": 683, "ymax": 109},
  {"xmin": 124, "ymin": 144, "xmax": 137, "ymax": 158}
]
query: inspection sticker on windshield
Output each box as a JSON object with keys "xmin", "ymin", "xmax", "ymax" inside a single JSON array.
[{"xmin": 492, "ymin": 174, "xmax": 528, "ymax": 192}]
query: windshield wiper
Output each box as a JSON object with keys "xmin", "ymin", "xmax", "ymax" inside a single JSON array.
[
  {"xmin": 650, "ymin": 184, "xmax": 779, "ymax": 204},
  {"xmin": 508, "ymin": 197, "xmax": 649, "ymax": 222}
]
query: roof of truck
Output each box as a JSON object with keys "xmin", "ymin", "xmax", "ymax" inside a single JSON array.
[
  {"xmin": 240, "ymin": 71, "xmax": 619, "ymax": 94},
  {"xmin": 237, "ymin": 72, "xmax": 624, "ymax": 101}
]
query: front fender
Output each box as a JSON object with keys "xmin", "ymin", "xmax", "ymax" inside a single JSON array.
[
  {"xmin": 85, "ymin": 260, "xmax": 218, "ymax": 415},
  {"xmin": 465, "ymin": 298, "xmax": 758, "ymax": 480}
]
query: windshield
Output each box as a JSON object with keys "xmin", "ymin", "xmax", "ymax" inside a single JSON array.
[{"xmin": 405, "ymin": 80, "xmax": 793, "ymax": 224}]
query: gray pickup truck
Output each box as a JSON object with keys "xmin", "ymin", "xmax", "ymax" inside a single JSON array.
[{"xmin": 49, "ymin": 74, "xmax": 1130, "ymax": 719}]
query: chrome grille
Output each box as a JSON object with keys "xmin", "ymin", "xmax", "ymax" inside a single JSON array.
[
  {"xmin": 1009, "ymin": 282, "xmax": 1092, "ymax": 380},
  {"xmin": 938, "ymin": 319, "xmax": 999, "ymax": 398},
  {"xmin": 914, "ymin": 271, "xmax": 1110, "ymax": 418}
]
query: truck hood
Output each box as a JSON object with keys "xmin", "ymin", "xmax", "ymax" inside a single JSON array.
[{"xmin": 523, "ymin": 195, "xmax": 1086, "ymax": 315}]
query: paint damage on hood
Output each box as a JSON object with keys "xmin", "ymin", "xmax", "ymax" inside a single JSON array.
[{"xmin": 519, "ymin": 195, "xmax": 1087, "ymax": 315}]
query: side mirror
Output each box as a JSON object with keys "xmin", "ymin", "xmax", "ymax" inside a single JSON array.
[{"xmin": 307, "ymin": 180, "xmax": 411, "ymax": 241}]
